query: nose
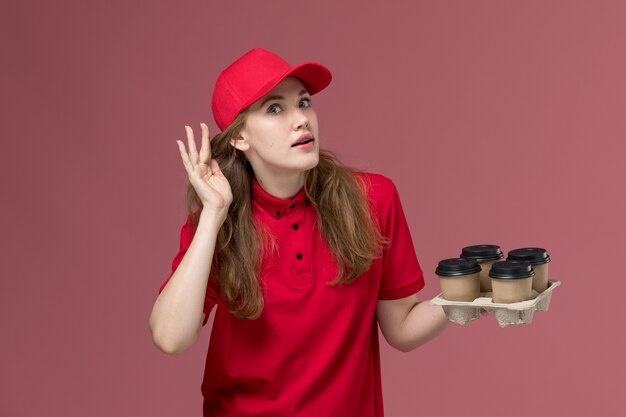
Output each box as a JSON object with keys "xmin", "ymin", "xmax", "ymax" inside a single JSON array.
[{"xmin": 292, "ymin": 108, "xmax": 309, "ymax": 130}]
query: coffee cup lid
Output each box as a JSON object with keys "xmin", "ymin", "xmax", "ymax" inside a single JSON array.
[
  {"xmin": 507, "ymin": 247, "xmax": 551, "ymax": 265},
  {"xmin": 460, "ymin": 244, "xmax": 504, "ymax": 262},
  {"xmin": 436, "ymin": 258, "xmax": 481, "ymax": 277},
  {"xmin": 489, "ymin": 260, "xmax": 535, "ymax": 279}
]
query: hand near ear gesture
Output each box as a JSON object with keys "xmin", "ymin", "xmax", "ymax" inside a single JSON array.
[{"xmin": 177, "ymin": 123, "xmax": 233, "ymax": 217}]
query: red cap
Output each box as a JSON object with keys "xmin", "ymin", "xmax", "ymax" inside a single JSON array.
[{"xmin": 211, "ymin": 48, "xmax": 332, "ymax": 131}]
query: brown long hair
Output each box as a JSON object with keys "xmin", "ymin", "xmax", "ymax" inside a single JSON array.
[{"xmin": 186, "ymin": 110, "xmax": 389, "ymax": 319}]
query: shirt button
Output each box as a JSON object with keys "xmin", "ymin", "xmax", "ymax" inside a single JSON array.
[
  {"xmin": 289, "ymin": 203, "xmax": 296, "ymax": 209},
  {"xmin": 275, "ymin": 212, "xmax": 281, "ymax": 218},
  {"xmin": 292, "ymin": 224, "xmax": 299, "ymax": 231},
  {"xmin": 304, "ymin": 199, "xmax": 310, "ymax": 206},
  {"xmin": 296, "ymin": 253, "xmax": 303, "ymax": 260}
]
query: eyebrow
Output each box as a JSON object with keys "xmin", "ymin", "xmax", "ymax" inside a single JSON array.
[{"xmin": 258, "ymin": 89, "xmax": 309, "ymax": 108}]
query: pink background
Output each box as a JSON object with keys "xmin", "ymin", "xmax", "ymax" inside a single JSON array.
[{"xmin": 2, "ymin": 1, "xmax": 624, "ymax": 416}]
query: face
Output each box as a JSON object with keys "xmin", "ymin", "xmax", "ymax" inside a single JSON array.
[{"xmin": 232, "ymin": 77, "xmax": 320, "ymax": 180}]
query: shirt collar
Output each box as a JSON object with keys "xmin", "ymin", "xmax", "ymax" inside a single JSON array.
[{"xmin": 252, "ymin": 176, "xmax": 309, "ymax": 219}]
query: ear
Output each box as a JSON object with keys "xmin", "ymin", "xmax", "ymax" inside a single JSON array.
[{"xmin": 230, "ymin": 133, "xmax": 250, "ymax": 152}]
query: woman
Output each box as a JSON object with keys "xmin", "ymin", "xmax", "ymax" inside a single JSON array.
[{"xmin": 149, "ymin": 48, "xmax": 449, "ymax": 417}]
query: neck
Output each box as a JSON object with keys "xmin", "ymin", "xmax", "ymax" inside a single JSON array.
[{"xmin": 254, "ymin": 171, "xmax": 306, "ymax": 199}]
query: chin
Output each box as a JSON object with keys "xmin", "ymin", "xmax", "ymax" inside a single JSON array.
[{"xmin": 303, "ymin": 153, "xmax": 320, "ymax": 170}]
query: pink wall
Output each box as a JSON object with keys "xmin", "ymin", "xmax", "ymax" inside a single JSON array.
[{"xmin": 2, "ymin": 1, "xmax": 624, "ymax": 416}]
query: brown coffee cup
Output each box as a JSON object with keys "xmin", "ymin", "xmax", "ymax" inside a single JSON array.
[
  {"xmin": 489, "ymin": 260, "xmax": 534, "ymax": 303},
  {"xmin": 460, "ymin": 245, "xmax": 504, "ymax": 292},
  {"xmin": 436, "ymin": 258, "xmax": 481, "ymax": 301},
  {"xmin": 507, "ymin": 248, "xmax": 551, "ymax": 293}
]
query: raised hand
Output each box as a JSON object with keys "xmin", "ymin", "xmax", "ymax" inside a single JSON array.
[{"xmin": 177, "ymin": 123, "xmax": 233, "ymax": 215}]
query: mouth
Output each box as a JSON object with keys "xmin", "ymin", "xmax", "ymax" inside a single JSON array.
[{"xmin": 291, "ymin": 134, "xmax": 315, "ymax": 147}]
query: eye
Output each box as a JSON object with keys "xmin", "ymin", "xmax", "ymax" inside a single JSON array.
[
  {"xmin": 299, "ymin": 97, "xmax": 312, "ymax": 108},
  {"xmin": 267, "ymin": 104, "xmax": 282, "ymax": 114}
]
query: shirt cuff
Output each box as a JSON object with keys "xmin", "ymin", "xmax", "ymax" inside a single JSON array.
[{"xmin": 378, "ymin": 274, "xmax": 426, "ymax": 300}]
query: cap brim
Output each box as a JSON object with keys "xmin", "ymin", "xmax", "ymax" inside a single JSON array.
[
  {"xmin": 288, "ymin": 62, "xmax": 333, "ymax": 95},
  {"xmin": 241, "ymin": 62, "xmax": 332, "ymax": 111}
]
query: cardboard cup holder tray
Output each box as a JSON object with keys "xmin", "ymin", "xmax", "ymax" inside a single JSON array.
[{"xmin": 430, "ymin": 280, "xmax": 561, "ymax": 328}]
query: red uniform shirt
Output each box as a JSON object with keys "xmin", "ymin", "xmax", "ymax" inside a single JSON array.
[{"xmin": 158, "ymin": 172, "xmax": 425, "ymax": 417}]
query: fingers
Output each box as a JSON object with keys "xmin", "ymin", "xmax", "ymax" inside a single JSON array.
[
  {"xmin": 176, "ymin": 140, "xmax": 194, "ymax": 176},
  {"xmin": 199, "ymin": 122, "xmax": 211, "ymax": 165},
  {"xmin": 185, "ymin": 125, "xmax": 199, "ymax": 166},
  {"xmin": 210, "ymin": 159, "xmax": 222, "ymax": 176},
  {"xmin": 179, "ymin": 123, "xmax": 216, "ymax": 179}
]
